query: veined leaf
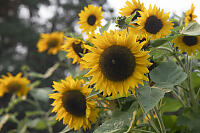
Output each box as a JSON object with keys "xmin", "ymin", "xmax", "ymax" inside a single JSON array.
[
  {"xmin": 181, "ymin": 22, "xmax": 200, "ymax": 36},
  {"xmin": 136, "ymin": 86, "xmax": 165, "ymax": 113},
  {"xmin": 150, "ymin": 61, "xmax": 187, "ymax": 88}
]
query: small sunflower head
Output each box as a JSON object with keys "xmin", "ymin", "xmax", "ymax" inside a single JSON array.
[
  {"xmin": 78, "ymin": 5, "xmax": 103, "ymax": 33},
  {"xmin": 37, "ymin": 32, "xmax": 64, "ymax": 55},
  {"xmin": 62, "ymin": 37, "xmax": 88, "ymax": 64},
  {"xmin": 136, "ymin": 5, "xmax": 173, "ymax": 40},
  {"xmin": 172, "ymin": 35, "xmax": 200, "ymax": 55},
  {"xmin": 119, "ymin": 0, "xmax": 145, "ymax": 23},
  {"xmin": 185, "ymin": 4, "xmax": 197, "ymax": 25},
  {"xmin": 115, "ymin": 16, "xmax": 128, "ymax": 29},
  {"xmin": 0, "ymin": 73, "xmax": 31, "ymax": 97},
  {"xmin": 49, "ymin": 76, "xmax": 99, "ymax": 130}
]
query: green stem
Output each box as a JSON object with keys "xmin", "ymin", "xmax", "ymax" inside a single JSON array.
[
  {"xmin": 135, "ymin": 95, "xmax": 160, "ymax": 133},
  {"xmin": 171, "ymin": 90, "xmax": 186, "ymax": 107},
  {"xmin": 154, "ymin": 106, "xmax": 166, "ymax": 133},
  {"xmin": 186, "ymin": 55, "xmax": 198, "ymax": 112},
  {"xmin": 129, "ymin": 128, "xmax": 156, "ymax": 133}
]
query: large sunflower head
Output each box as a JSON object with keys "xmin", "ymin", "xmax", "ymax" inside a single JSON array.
[
  {"xmin": 78, "ymin": 5, "xmax": 103, "ymax": 33},
  {"xmin": 49, "ymin": 76, "xmax": 99, "ymax": 130},
  {"xmin": 136, "ymin": 5, "xmax": 173, "ymax": 40},
  {"xmin": 37, "ymin": 32, "xmax": 64, "ymax": 55},
  {"xmin": 62, "ymin": 37, "xmax": 88, "ymax": 64},
  {"xmin": 81, "ymin": 30, "xmax": 152, "ymax": 97},
  {"xmin": 0, "ymin": 73, "xmax": 31, "ymax": 97},
  {"xmin": 119, "ymin": 0, "xmax": 145, "ymax": 23},
  {"xmin": 172, "ymin": 35, "xmax": 200, "ymax": 55},
  {"xmin": 185, "ymin": 4, "xmax": 197, "ymax": 25}
]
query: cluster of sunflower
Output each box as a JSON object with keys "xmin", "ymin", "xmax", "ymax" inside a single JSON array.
[
  {"xmin": 35, "ymin": 0, "xmax": 200, "ymax": 131},
  {"xmin": 1, "ymin": 0, "xmax": 200, "ymax": 132}
]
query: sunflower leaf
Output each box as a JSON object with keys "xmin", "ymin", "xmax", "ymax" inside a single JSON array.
[
  {"xmin": 59, "ymin": 126, "xmax": 71, "ymax": 133},
  {"xmin": 181, "ymin": 22, "xmax": 200, "ymax": 36},
  {"xmin": 150, "ymin": 61, "xmax": 187, "ymax": 88},
  {"xmin": 94, "ymin": 103, "xmax": 137, "ymax": 133},
  {"xmin": 136, "ymin": 86, "xmax": 165, "ymax": 113},
  {"xmin": 99, "ymin": 21, "xmax": 111, "ymax": 34},
  {"xmin": 150, "ymin": 33, "xmax": 180, "ymax": 47}
]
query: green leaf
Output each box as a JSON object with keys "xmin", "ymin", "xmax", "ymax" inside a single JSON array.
[
  {"xmin": 161, "ymin": 97, "xmax": 182, "ymax": 112},
  {"xmin": 100, "ymin": 21, "xmax": 111, "ymax": 34},
  {"xmin": 136, "ymin": 86, "xmax": 165, "ymax": 113},
  {"xmin": 125, "ymin": 11, "xmax": 136, "ymax": 24},
  {"xmin": 58, "ymin": 51, "xmax": 67, "ymax": 61},
  {"xmin": 59, "ymin": 126, "xmax": 71, "ymax": 133},
  {"xmin": 25, "ymin": 111, "xmax": 43, "ymax": 117},
  {"xmin": 191, "ymin": 72, "xmax": 200, "ymax": 89},
  {"xmin": 30, "ymin": 88, "xmax": 52, "ymax": 103},
  {"xmin": 34, "ymin": 119, "xmax": 47, "ymax": 130},
  {"xmin": 150, "ymin": 61, "xmax": 187, "ymax": 88},
  {"xmin": 181, "ymin": 22, "xmax": 200, "ymax": 36},
  {"xmin": 94, "ymin": 111, "xmax": 132, "ymax": 133},
  {"xmin": 177, "ymin": 108, "xmax": 200, "ymax": 132},
  {"xmin": 150, "ymin": 34, "xmax": 180, "ymax": 47},
  {"xmin": 94, "ymin": 103, "xmax": 137, "ymax": 133}
]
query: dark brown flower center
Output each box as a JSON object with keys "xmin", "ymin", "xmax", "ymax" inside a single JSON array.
[
  {"xmin": 47, "ymin": 39, "xmax": 59, "ymax": 48},
  {"xmin": 7, "ymin": 82, "xmax": 21, "ymax": 92},
  {"xmin": 87, "ymin": 15, "xmax": 96, "ymax": 26},
  {"xmin": 62, "ymin": 90, "xmax": 86, "ymax": 117},
  {"xmin": 182, "ymin": 36, "xmax": 198, "ymax": 46},
  {"xmin": 189, "ymin": 14, "xmax": 193, "ymax": 21},
  {"xmin": 99, "ymin": 45, "xmax": 135, "ymax": 81},
  {"xmin": 131, "ymin": 9, "xmax": 141, "ymax": 21},
  {"xmin": 144, "ymin": 15, "xmax": 163, "ymax": 34},
  {"xmin": 72, "ymin": 42, "xmax": 86, "ymax": 58}
]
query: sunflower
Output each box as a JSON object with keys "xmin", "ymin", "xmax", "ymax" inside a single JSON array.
[
  {"xmin": 119, "ymin": 0, "xmax": 145, "ymax": 26},
  {"xmin": 136, "ymin": 34, "xmax": 150, "ymax": 49},
  {"xmin": 49, "ymin": 76, "xmax": 99, "ymax": 130},
  {"xmin": 136, "ymin": 5, "xmax": 173, "ymax": 40},
  {"xmin": 172, "ymin": 35, "xmax": 200, "ymax": 55},
  {"xmin": 62, "ymin": 37, "xmax": 88, "ymax": 64},
  {"xmin": 81, "ymin": 30, "xmax": 152, "ymax": 97},
  {"xmin": 0, "ymin": 73, "xmax": 31, "ymax": 97},
  {"xmin": 78, "ymin": 5, "xmax": 103, "ymax": 33},
  {"xmin": 185, "ymin": 4, "xmax": 197, "ymax": 25},
  {"xmin": 37, "ymin": 32, "xmax": 64, "ymax": 55}
]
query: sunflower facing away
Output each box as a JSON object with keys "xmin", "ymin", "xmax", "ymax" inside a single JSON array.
[
  {"xmin": 172, "ymin": 35, "xmax": 200, "ymax": 55},
  {"xmin": 37, "ymin": 32, "xmax": 64, "ymax": 55},
  {"xmin": 62, "ymin": 37, "xmax": 88, "ymax": 64},
  {"xmin": 0, "ymin": 73, "xmax": 31, "ymax": 97},
  {"xmin": 185, "ymin": 4, "xmax": 197, "ymax": 25},
  {"xmin": 81, "ymin": 30, "xmax": 152, "ymax": 97},
  {"xmin": 78, "ymin": 5, "xmax": 103, "ymax": 33},
  {"xmin": 119, "ymin": 0, "xmax": 145, "ymax": 26},
  {"xmin": 49, "ymin": 76, "xmax": 99, "ymax": 130},
  {"xmin": 136, "ymin": 5, "xmax": 173, "ymax": 40}
]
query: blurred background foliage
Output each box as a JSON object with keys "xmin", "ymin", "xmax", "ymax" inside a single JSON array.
[
  {"xmin": 0, "ymin": 0, "xmax": 114, "ymax": 85},
  {"xmin": 0, "ymin": 0, "xmax": 113, "ymax": 132}
]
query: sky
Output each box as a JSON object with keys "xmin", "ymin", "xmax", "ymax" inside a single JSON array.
[{"xmin": 107, "ymin": 0, "xmax": 200, "ymax": 21}]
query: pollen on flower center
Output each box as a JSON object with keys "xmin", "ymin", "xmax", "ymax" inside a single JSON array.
[
  {"xmin": 7, "ymin": 82, "xmax": 21, "ymax": 92},
  {"xmin": 99, "ymin": 45, "xmax": 136, "ymax": 81},
  {"xmin": 62, "ymin": 90, "xmax": 86, "ymax": 117},
  {"xmin": 182, "ymin": 36, "xmax": 198, "ymax": 46},
  {"xmin": 144, "ymin": 15, "xmax": 163, "ymax": 34},
  {"xmin": 87, "ymin": 15, "xmax": 96, "ymax": 26},
  {"xmin": 72, "ymin": 42, "xmax": 85, "ymax": 57},
  {"xmin": 47, "ymin": 39, "xmax": 59, "ymax": 48}
]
